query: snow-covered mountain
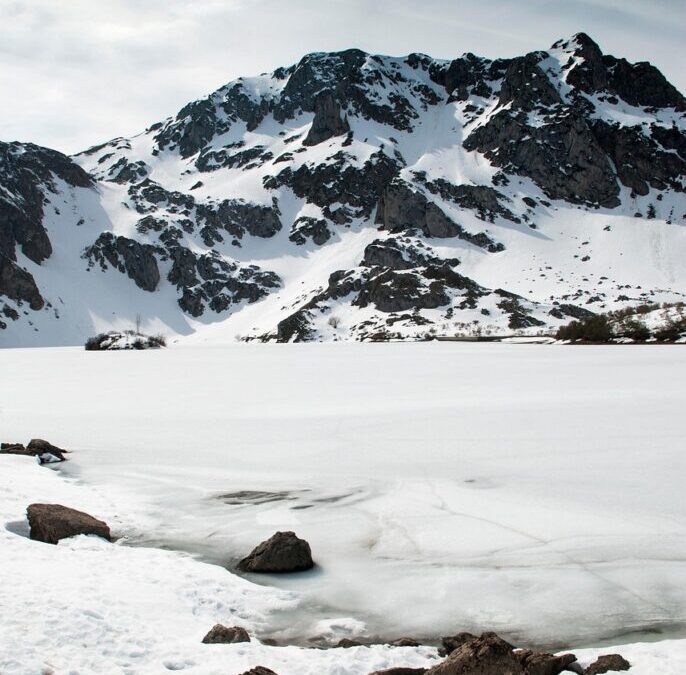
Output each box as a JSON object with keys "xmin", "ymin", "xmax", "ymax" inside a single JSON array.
[{"xmin": 1, "ymin": 33, "xmax": 685, "ymax": 346}]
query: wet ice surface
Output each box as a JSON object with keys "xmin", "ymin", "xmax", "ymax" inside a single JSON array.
[{"xmin": 3, "ymin": 342, "xmax": 686, "ymax": 649}]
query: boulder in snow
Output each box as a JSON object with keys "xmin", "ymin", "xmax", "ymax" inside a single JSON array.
[
  {"xmin": 585, "ymin": 654, "xmax": 631, "ymax": 674},
  {"xmin": 1, "ymin": 439, "xmax": 68, "ymax": 463},
  {"xmin": 238, "ymin": 531, "xmax": 314, "ymax": 573},
  {"xmin": 238, "ymin": 668, "xmax": 279, "ymax": 675},
  {"xmin": 201, "ymin": 624, "xmax": 250, "ymax": 644},
  {"xmin": 425, "ymin": 632, "xmax": 580, "ymax": 675},
  {"xmin": 27, "ymin": 503, "xmax": 111, "ymax": 544}
]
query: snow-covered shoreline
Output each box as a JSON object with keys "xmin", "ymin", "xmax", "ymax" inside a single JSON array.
[
  {"xmin": 1, "ymin": 454, "xmax": 439, "ymax": 675},
  {"xmin": 2, "ymin": 454, "xmax": 685, "ymax": 674}
]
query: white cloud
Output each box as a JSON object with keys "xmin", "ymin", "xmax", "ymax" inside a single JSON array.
[{"xmin": 1, "ymin": 0, "xmax": 683, "ymax": 154}]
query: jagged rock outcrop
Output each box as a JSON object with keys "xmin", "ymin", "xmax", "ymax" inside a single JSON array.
[
  {"xmin": 265, "ymin": 149, "xmax": 400, "ymax": 223},
  {"xmin": 376, "ymin": 180, "xmax": 505, "ymax": 251},
  {"xmin": 464, "ymin": 110, "xmax": 621, "ymax": 208},
  {"xmin": 84, "ymin": 233, "xmax": 161, "ymax": 292},
  {"xmin": 303, "ymin": 90, "xmax": 350, "ymax": 146},
  {"xmin": 0, "ymin": 256, "xmax": 44, "ymax": 310},
  {"xmin": 289, "ymin": 216, "xmax": 332, "ymax": 245}
]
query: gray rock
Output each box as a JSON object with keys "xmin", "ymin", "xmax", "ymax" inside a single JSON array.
[
  {"xmin": 0, "ymin": 257, "xmax": 44, "ymax": 310},
  {"xmin": 376, "ymin": 181, "xmax": 504, "ymax": 251},
  {"xmin": 84, "ymin": 233, "xmax": 160, "ymax": 292},
  {"xmin": 27, "ymin": 503, "xmax": 111, "ymax": 544},
  {"xmin": 238, "ymin": 531, "xmax": 314, "ymax": 573},
  {"xmin": 303, "ymin": 90, "xmax": 351, "ymax": 146},
  {"xmin": 201, "ymin": 624, "xmax": 250, "ymax": 644}
]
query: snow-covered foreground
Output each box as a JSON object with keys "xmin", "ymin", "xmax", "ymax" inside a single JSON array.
[
  {"xmin": 0, "ymin": 455, "xmax": 437, "ymax": 674},
  {"xmin": 2, "ymin": 342, "xmax": 686, "ymax": 672}
]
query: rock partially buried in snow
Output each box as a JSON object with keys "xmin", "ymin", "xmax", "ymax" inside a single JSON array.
[
  {"xmin": 238, "ymin": 668, "xmax": 279, "ymax": 675},
  {"xmin": 27, "ymin": 504, "xmax": 111, "ymax": 544},
  {"xmin": 425, "ymin": 632, "xmax": 580, "ymax": 675},
  {"xmin": 585, "ymin": 654, "xmax": 631, "ymax": 674},
  {"xmin": 238, "ymin": 531, "xmax": 314, "ymax": 573},
  {"xmin": 201, "ymin": 624, "xmax": 250, "ymax": 644},
  {"xmin": 1, "ymin": 439, "xmax": 68, "ymax": 463}
]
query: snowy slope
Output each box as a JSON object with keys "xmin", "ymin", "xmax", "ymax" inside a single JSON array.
[{"xmin": 1, "ymin": 33, "xmax": 685, "ymax": 346}]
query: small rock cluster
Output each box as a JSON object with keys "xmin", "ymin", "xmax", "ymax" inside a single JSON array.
[{"xmin": 1, "ymin": 438, "xmax": 68, "ymax": 463}]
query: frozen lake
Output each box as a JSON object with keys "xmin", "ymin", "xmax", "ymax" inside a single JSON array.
[{"xmin": 2, "ymin": 342, "xmax": 685, "ymax": 648}]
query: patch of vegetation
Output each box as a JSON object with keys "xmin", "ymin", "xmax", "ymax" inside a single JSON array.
[
  {"xmin": 85, "ymin": 330, "xmax": 167, "ymax": 351},
  {"xmin": 556, "ymin": 302, "xmax": 686, "ymax": 343}
]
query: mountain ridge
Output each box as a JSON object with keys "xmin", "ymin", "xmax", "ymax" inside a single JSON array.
[{"xmin": 1, "ymin": 32, "xmax": 685, "ymax": 346}]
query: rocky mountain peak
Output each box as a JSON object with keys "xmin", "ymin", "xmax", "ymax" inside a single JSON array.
[{"xmin": 2, "ymin": 34, "xmax": 685, "ymax": 344}]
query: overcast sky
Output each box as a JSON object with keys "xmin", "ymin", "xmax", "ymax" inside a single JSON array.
[{"xmin": 1, "ymin": 0, "xmax": 684, "ymax": 154}]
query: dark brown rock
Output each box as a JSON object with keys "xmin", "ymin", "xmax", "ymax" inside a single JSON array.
[
  {"xmin": 303, "ymin": 90, "xmax": 350, "ymax": 146},
  {"xmin": 426, "ymin": 632, "xmax": 520, "ymax": 674},
  {"xmin": 516, "ymin": 649, "xmax": 579, "ymax": 675},
  {"xmin": 27, "ymin": 504, "xmax": 111, "ymax": 545},
  {"xmin": 26, "ymin": 438, "xmax": 68, "ymax": 462},
  {"xmin": 585, "ymin": 654, "xmax": 630, "ymax": 674},
  {"xmin": 238, "ymin": 668, "xmax": 279, "ymax": 675},
  {"xmin": 439, "ymin": 632, "xmax": 477, "ymax": 656},
  {"xmin": 428, "ymin": 632, "xmax": 581, "ymax": 675},
  {"xmin": 337, "ymin": 638, "xmax": 364, "ymax": 648},
  {"xmin": 0, "ymin": 257, "xmax": 44, "ymax": 310},
  {"xmin": 201, "ymin": 624, "xmax": 250, "ymax": 644},
  {"xmin": 1, "ymin": 439, "xmax": 67, "ymax": 463},
  {"xmin": 238, "ymin": 531, "xmax": 314, "ymax": 573}
]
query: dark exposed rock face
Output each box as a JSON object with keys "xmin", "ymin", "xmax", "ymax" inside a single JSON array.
[
  {"xmin": 0, "ymin": 141, "xmax": 93, "ymax": 319},
  {"xmin": 369, "ymin": 669, "xmax": 427, "ymax": 675},
  {"xmin": 376, "ymin": 181, "xmax": 504, "ymax": 251},
  {"xmin": 84, "ymin": 233, "xmax": 160, "ymax": 292},
  {"xmin": 464, "ymin": 111, "xmax": 620, "ymax": 208},
  {"xmin": 362, "ymin": 238, "xmax": 458, "ymax": 270},
  {"xmin": 201, "ymin": 624, "xmax": 250, "ymax": 644},
  {"xmin": 289, "ymin": 217, "xmax": 332, "ymax": 245},
  {"xmin": 238, "ymin": 668, "xmax": 279, "ymax": 675},
  {"xmin": 354, "ymin": 263, "xmax": 482, "ymax": 313},
  {"xmin": 591, "ymin": 120, "xmax": 686, "ymax": 195},
  {"xmin": 303, "ymin": 90, "xmax": 351, "ymax": 146},
  {"xmin": 585, "ymin": 654, "xmax": 630, "ymax": 674},
  {"xmin": 167, "ymin": 248, "xmax": 280, "ymax": 317},
  {"xmin": 27, "ymin": 504, "xmax": 111, "ymax": 544},
  {"xmin": 238, "ymin": 531, "xmax": 314, "ymax": 573},
  {"xmin": 0, "ymin": 256, "xmax": 44, "ymax": 310},
  {"xmin": 414, "ymin": 173, "xmax": 520, "ymax": 224},
  {"xmin": 196, "ymin": 144, "xmax": 273, "ymax": 173},
  {"xmin": 265, "ymin": 150, "xmax": 400, "ymax": 223},
  {"xmin": 0, "ymin": 141, "xmax": 92, "ymax": 265}
]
